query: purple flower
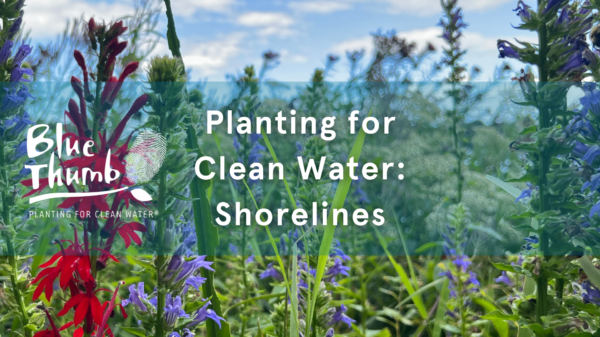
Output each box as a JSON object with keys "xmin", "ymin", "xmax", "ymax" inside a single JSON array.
[
  {"xmin": 513, "ymin": 1, "xmax": 531, "ymax": 21},
  {"xmin": 558, "ymin": 51, "xmax": 590, "ymax": 74},
  {"xmin": 169, "ymin": 329, "xmax": 195, "ymax": 337},
  {"xmin": 452, "ymin": 255, "xmax": 471, "ymax": 272},
  {"xmin": 11, "ymin": 65, "xmax": 33, "ymax": 82},
  {"xmin": 122, "ymin": 282, "xmax": 152, "ymax": 312},
  {"xmin": 260, "ymin": 262, "xmax": 283, "ymax": 280},
  {"xmin": 5, "ymin": 112, "xmax": 34, "ymax": 138},
  {"xmin": 583, "ymin": 145, "xmax": 600, "ymax": 164},
  {"xmin": 325, "ymin": 258, "xmax": 350, "ymax": 283},
  {"xmin": 515, "ymin": 183, "xmax": 535, "ymax": 203},
  {"xmin": 495, "ymin": 271, "xmax": 513, "ymax": 286},
  {"xmin": 184, "ymin": 275, "xmax": 207, "ymax": 294},
  {"xmin": 15, "ymin": 159, "xmax": 35, "ymax": 179},
  {"xmin": 328, "ymin": 304, "xmax": 355, "ymax": 329},
  {"xmin": 188, "ymin": 301, "xmax": 226, "ymax": 329},
  {"xmin": 556, "ymin": 6, "xmax": 570, "ymax": 26},
  {"xmin": 439, "ymin": 270, "xmax": 455, "ymax": 282},
  {"xmin": 590, "ymin": 200, "xmax": 600, "ymax": 218},
  {"xmin": 164, "ymin": 294, "xmax": 189, "ymax": 328},
  {"xmin": 582, "ymin": 281, "xmax": 600, "ymax": 306},
  {"xmin": 542, "ymin": 0, "xmax": 565, "ymax": 14},
  {"xmin": 583, "ymin": 173, "xmax": 600, "ymax": 192},
  {"xmin": 0, "ymin": 41, "xmax": 13, "ymax": 64},
  {"xmin": 325, "ymin": 328, "xmax": 334, "ymax": 337},
  {"xmin": 573, "ymin": 141, "xmax": 590, "ymax": 158},
  {"xmin": 7, "ymin": 16, "xmax": 22, "ymax": 40},
  {"xmin": 13, "ymin": 44, "xmax": 31, "ymax": 66},
  {"xmin": 498, "ymin": 40, "xmax": 519, "ymax": 59},
  {"xmin": 11, "ymin": 140, "xmax": 27, "ymax": 160},
  {"xmin": 465, "ymin": 271, "xmax": 480, "ymax": 287},
  {"xmin": 175, "ymin": 255, "xmax": 215, "ymax": 283}
]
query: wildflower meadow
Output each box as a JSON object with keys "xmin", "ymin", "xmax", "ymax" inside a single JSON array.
[{"xmin": 5, "ymin": 0, "xmax": 600, "ymax": 336}]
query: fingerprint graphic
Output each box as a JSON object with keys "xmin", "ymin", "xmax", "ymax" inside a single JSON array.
[{"xmin": 124, "ymin": 130, "xmax": 167, "ymax": 201}]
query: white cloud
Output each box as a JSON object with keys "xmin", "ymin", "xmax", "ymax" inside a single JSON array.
[
  {"xmin": 330, "ymin": 36, "xmax": 373, "ymax": 57},
  {"xmin": 182, "ymin": 32, "xmax": 246, "ymax": 78},
  {"xmin": 333, "ymin": 0, "xmax": 513, "ymax": 16},
  {"xmin": 289, "ymin": 1, "xmax": 352, "ymax": 14},
  {"xmin": 24, "ymin": 0, "xmax": 134, "ymax": 38},
  {"xmin": 237, "ymin": 12, "xmax": 295, "ymax": 37},
  {"xmin": 170, "ymin": 0, "xmax": 236, "ymax": 17},
  {"xmin": 280, "ymin": 50, "xmax": 308, "ymax": 64}
]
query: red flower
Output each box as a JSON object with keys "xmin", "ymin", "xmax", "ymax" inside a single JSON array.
[
  {"xmin": 57, "ymin": 292, "xmax": 104, "ymax": 326},
  {"xmin": 117, "ymin": 221, "xmax": 147, "ymax": 248}
]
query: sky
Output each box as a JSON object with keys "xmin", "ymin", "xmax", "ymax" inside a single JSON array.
[{"xmin": 22, "ymin": 0, "xmax": 538, "ymax": 82}]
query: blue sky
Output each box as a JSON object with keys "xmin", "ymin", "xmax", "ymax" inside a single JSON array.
[{"xmin": 24, "ymin": 0, "xmax": 538, "ymax": 81}]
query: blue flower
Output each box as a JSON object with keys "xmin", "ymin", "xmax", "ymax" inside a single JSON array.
[
  {"xmin": 13, "ymin": 44, "xmax": 32, "ymax": 66},
  {"xmin": 184, "ymin": 275, "xmax": 207, "ymax": 294},
  {"xmin": 573, "ymin": 141, "xmax": 590, "ymax": 158},
  {"xmin": 331, "ymin": 239, "xmax": 350, "ymax": 261},
  {"xmin": 11, "ymin": 65, "xmax": 33, "ymax": 82},
  {"xmin": 169, "ymin": 328, "xmax": 195, "ymax": 337},
  {"xmin": 555, "ymin": 6, "xmax": 570, "ymax": 26},
  {"xmin": 188, "ymin": 301, "xmax": 226, "ymax": 329},
  {"xmin": 583, "ymin": 145, "xmax": 600, "ymax": 164},
  {"xmin": 583, "ymin": 173, "xmax": 600, "ymax": 192},
  {"xmin": 15, "ymin": 159, "xmax": 35, "ymax": 180},
  {"xmin": 325, "ymin": 328, "xmax": 334, "ymax": 337},
  {"xmin": 495, "ymin": 271, "xmax": 513, "ymax": 286},
  {"xmin": 175, "ymin": 256, "xmax": 214, "ymax": 283},
  {"xmin": 582, "ymin": 281, "xmax": 600, "ymax": 306},
  {"xmin": 590, "ymin": 200, "xmax": 600, "ymax": 218},
  {"xmin": 122, "ymin": 282, "xmax": 152, "ymax": 312},
  {"xmin": 260, "ymin": 262, "xmax": 283, "ymax": 280},
  {"xmin": 164, "ymin": 294, "xmax": 189, "ymax": 328},
  {"xmin": 439, "ymin": 270, "xmax": 455, "ymax": 282},
  {"xmin": 7, "ymin": 16, "xmax": 22, "ymax": 40},
  {"xmin": 542, "ymin": 0, "xmax": 565, "ymax": 14},
  {"xmin": 325, "ymin": 258, "xmax": 350, "ymax": 283},
  {"xmin": 498, "ymin": 40, "xmax": 519, "ymax": 59},
  {"xmin": 328, "ymin": 304, "xmax": 355, "ymax": 329},
  {"xmin": 5, "ymin": 111, "xmax": 34, "ymax": 139},
  {"xmin": 0, "ymin": 41, "xmax": 13, "ymax": 64},
  {"xmin": 558, "ymin": 51, "xmax": 591, "ymax": 74},
  {"xmin": 11, "ymin": 140, "xmax": 27, "ymax": 160},
  {"xmin": 515, "ymin": 183, "xmax": 535, "ymax": 203},
  {"xmin": 513, "ymin": 1, "xmax": 531, "ymax": 21},
  {"xmin": 465, "ymin": 271, "xmax": 480, "ymax": 287},
  {"xmin": 452, "ymin": 255, "xmax": 471, "ymax": 272}
]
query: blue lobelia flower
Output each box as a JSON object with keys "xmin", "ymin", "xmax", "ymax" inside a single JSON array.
[
  {"xmin": 325, "ymin": 328, "xmax": 334, "ymax": 337},
  {"xmin": 169, "ymin": 328, "xmax": 195, "ymax": 337},
  {"xmin": 328, "ymin": 304, "xmax": 356, "ymax": 329},
  {"xmin": 7, "ymin": 16, "xmax": 22, "ymax": 40},
  {"xmin": 555, "ymin": 5, "xmax": 570, "ymax": 26},
  {"xmin": 174, "ymin": 256, "xmax": 214, "ymax": 284},
  {"xmin": 0, "ymin": 41, "xmax": 13, "ymax": 64},
  {"xmin": 513, "ymin": 1, "xmax": 531, "ymax": 21},
  {"xmin": 583, "ymin": 145, "xmax": 600, "ymax": 164},
  {"xmin": 260, "ymin": 262, "xmax": 283, "ymax": 280},
  {"xmin": 187, "ymin": 301, "xmax": 226, "ymax": 329},
  {"xmin": 582, "ymin": 281, "xmax": 600, "ymax": 306},
  {"xmin": 11, "ymin": 140, "xmax": 27, "ymax": 160},
  {"xmin": 515, "ymin": 183, "xmax": 535, "ymax": 203},
  {"xmin": 573, "ymin": 141, "xmax": 590, "ymax": 158},
  {"xmin": 15, "ymin": 159, "xmax": 35, "ymax": 180},
  {"xmin": 184, "ymin": 275, "xmax": 207, "ymax": 294},
  {"xmin": 590, "ymin": 200, "xmax": 600, "ymax": 218},
  {"xmin": 122, "ymin": 282, "xmax": 152, "ymax": 312},
  {"xmin": 324, "ymin": 258, "xmax": 350, "ymax": 284},
  {"xmin": 331, "ymin": 239, "xmax": 350, "ymax": 261},
  {"xmin": 13, "ymin": 44, "xmax": 32, "ymax": 66},
  {"xmin": 583, "ymin": 173, "xmax": 600, "ymax": 192},
  {"xmin": 439, "ymin": 270, "xmax": 456, "ymax": 282},
  {"xmin": 452, "ymin": 255, "xmax": 471, "ymax": 272},
  {"xmin": 5, "ymin": 111, "xmax": 34, "ymax": 138},
  {"xmin": 542, "ymin": 0, "xmax": 566, "ymax": 14},
  {"xmin": 495, "ymin": 271, "xmax": 513, "ymax": 286},
  {"xmin": 164, "ymin": 294, "xmax": 189, "ymax": 328},
  {"xmin": 498, "ymin": 40, "xmax": 520, "ymax": 59},
  {"xmin": 465, "ymin": 271, "xmax": 480, "ymax": 288}
]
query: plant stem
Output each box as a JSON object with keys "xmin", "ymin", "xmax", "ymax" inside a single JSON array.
[
  {"xmin": 536, "ymin": 2, "xmax": 550, "ymax": 323},
  {"xmin": 0, "ymin": 136, "xmax": 31, "ymax": 337},
  {"xmin": 155, "ymin": 113, "xmax": 168, "ymax": 337}
]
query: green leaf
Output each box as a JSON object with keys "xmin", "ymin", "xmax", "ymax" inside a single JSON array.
[
  {"xmin": 117, "ymin": 326, "xmax": 147, "ymax": 337},
  {"xmin": 486, "ymin": 175, "xmax": 522, "ymax": 199},
  {"xmin": 467, "ymin": 224, "xmax": 503, "ymax": 241},
  {"xmin": 473, "ymin": 299, "xmax": 509, "ymax": 337},
  {"xmin": 307, "ymin": 109, "xmax": 371, "ymax": 331},
  {"xmin": 525, "ymin": 324, "xmax": 553, "ymax": 337},
  {"xmin": 479, "ymin": 310, "xmax": 519, "ymax": 321},
  {"xmin": 579, "ymin": 256, "xmax": 600, "ymax": 289},
  {"xmin": 432, "ymin": 279, "xmax": 450, "ymax": 337},
  {"xmin": 375, "ymin": 228, "xmax": 428, "ymax": 320},
  {"xmin": 186, "ymin": 121, "xmax": 230, "ymax": 337},
  {"xmin": 290, "ymin": 244, "xmax": 299, "ymax": 337}
]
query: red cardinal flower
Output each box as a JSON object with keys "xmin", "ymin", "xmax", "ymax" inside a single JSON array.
[
  {"xmin": 116, "ymin": 221, "xmax": 147, "ymax": 248},
  {"xmin": 57, "ymin": 292, "xmax": 104, "ymax": 326}
]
